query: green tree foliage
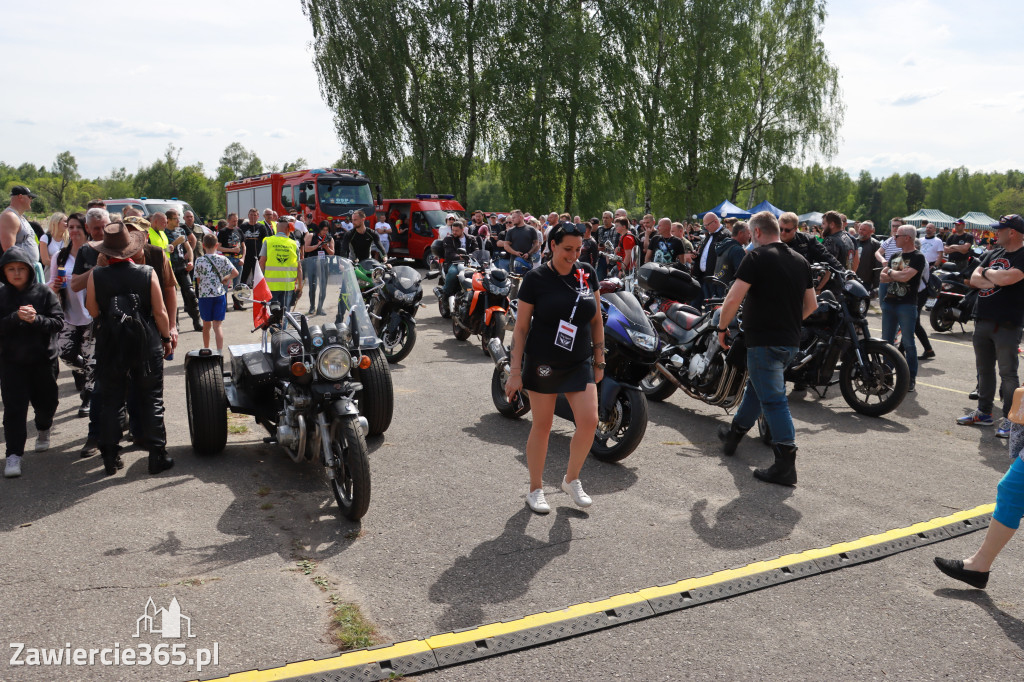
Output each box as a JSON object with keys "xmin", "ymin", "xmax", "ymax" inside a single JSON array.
[
  {"xmin": 989, "ymin": 188, "xmax": 1024, "ymax": 218},
  {"xmin": 878, "ymin": 173, "xmax": 907, "ymax": 224}
]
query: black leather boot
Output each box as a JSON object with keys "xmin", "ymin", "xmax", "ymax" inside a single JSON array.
[
  {"xmin": 717, "ymin": 423, "xmax": 750, "ymax": 456},
  {"xmin": 101, "ymin": 447, "xmax": 124, "ymax": 476},
  {"xmin": 149, "ymin": 449, "xmax": 174, "ymax": 475},
  {"xmin": 753, "ymin": 443, "xmax": 797, "ymax": 486}
]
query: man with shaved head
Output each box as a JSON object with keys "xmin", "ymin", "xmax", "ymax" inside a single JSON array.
[
  {"xmin": 691, "ymin": 212, "xmax": 728, "ymax": 307},
  {"xmin": 880, "ymin": 225, "xmax": 926, "ymax": 392}
]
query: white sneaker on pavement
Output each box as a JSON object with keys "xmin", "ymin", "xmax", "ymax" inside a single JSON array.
[
  {"xmin": 526, "ymin": 488, "xmax": 550, "ymax": 514},
  {"xmin": 561, "ymin": 476, "xmax": 592, "ymax": 508},
  {"xmin": 5, "ymin": 455, "xmax": 22, "ymax": 478},
  {"xmin": 34, "ymin": 429, "xmax": 50, "ymax": 452}
]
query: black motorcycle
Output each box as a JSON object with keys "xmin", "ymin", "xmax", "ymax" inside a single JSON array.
[
  {"xmin": 929, "ymin": 247, "xmax": 982, "ymax": 332},
  {"xmin": 490, "ymin": 278, "xmax": 660, "ymax": 462},
  {"xmin": 183, "ymin": 263, "xmax": 394, "ymax": 522},
  {"xmin": 359, "ymin": 259, "xmax": 425, "ymax": 363}
]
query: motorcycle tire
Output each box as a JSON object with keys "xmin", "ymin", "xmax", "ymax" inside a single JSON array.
[
  {"xmin": 491, "ymin": 365, "xmax": 531, "ymax": 419},
  {"xmin": 185, "ymin": 358, "xmax": 228, "ymax": 455},
  {"xmin": 382, "ymin": 317, "xmax": 416, "ymax": 364},
  {"xmin": 452, "ymin": 314, "xmax": 471, "ymax": 341},
  {"xmin": 839, "ymin": 339, "xmax": 910, "ymax": 417},
  {"xmin": 640, "ymin": 365, "xmax": 677, "ymax": 402},
  {"xmin": 929, "ymin": 299, "xmax": 955, "ymax": 333},
  {"xmin": 483, "ymin": 312, "xmax": 507, "ymax": 355},
  {"xmin": 329, "ymin": 415, "xmax": 371, "ymax": 521},
  {"xmin": 591, "ymin": 388, "xmax": 648, "ymax": 463},
  {"xmin": 355, "ymin": 348, "xmax": 394, "ymax": 436},
  {"xmin": 438, "ymin": 297, "xmax": 451, "ymax": 320}
]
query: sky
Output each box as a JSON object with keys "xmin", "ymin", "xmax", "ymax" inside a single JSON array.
[{"xmin": 1, "ymin": 0, "xmax": 1022, "ymax": 182}]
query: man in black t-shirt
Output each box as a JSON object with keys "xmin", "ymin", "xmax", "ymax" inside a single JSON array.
[
  {"xmin": 337, "ymin": 210, "xmax": 386, "ymax": 262},
  {"xmin": 716, "ymin": 211, "xmax": 817, "ymax": 486},
  {"xmin": 646, "ymin": 218, "xmax": 688, "ymax": 268},
  {"xmin": 956, "ymin": 214, "xmax": 1024, "ymax": 435},
  {"xmin": 239, "ymin": 208, "xmax": 270, "ymax": 287},
  {"xmin": 578, "ymin": 223, "xmax": 599, "ymax": 268},
  {"xmin": 855, "ymin": 221, "xmax": 880, "ymax": 291},
  {"xmin": 217, "ymin": 219, "xmax": 245, "ymax": 310},
  {"xmin": 822, "ymin": 210, "xmax": 858, "ymax": 272},
  {"xmin": 713, "ymin": 220, "xmax": 750, "ymax": 289},
  {"xmin": 944, "ymin": 219, "xmax": 975, "ymax": 268},
  {"xmin": 880, "ymin": 225, "xmax": 926, "ymax": 390}
]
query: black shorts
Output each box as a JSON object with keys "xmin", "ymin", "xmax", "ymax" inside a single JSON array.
[{"xmin": 522, "ymin": 355, "xmax": 594, "ymax": 394}]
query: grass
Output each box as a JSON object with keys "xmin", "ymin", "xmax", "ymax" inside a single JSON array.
[
  {"xmin": 260, "ymin": 502, "xmax": 274, "ymax": 510},
  {"xmin": 297, "ymin": 559, "xmax": 316, "ymax": 575},
  {"xmin": 312, "ymin": 576, "xmax": 329, "ymax": 590},
  {"xmin": 257, "ymin": 485, "xmax": 271, "ymax": 497},
  {"xmin": 228, "ymin": 411, "xmax": 249, "ymax": 434},
  {"xmin": 330, "ymin": 603, "xmax": 380, "ymax": 651}
]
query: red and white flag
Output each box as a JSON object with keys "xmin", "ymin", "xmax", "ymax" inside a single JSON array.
[{"xmin": 252, "ymin": 262, "xmax": 272, "ymax": 328}]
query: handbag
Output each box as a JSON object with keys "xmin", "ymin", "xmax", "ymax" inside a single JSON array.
[{"xmin": 1008, "ymin": 386, "xmax": 1024, "ymax": 425}]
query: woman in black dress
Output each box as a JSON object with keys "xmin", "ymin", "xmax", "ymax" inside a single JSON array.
[{"xmin": 505, "ymin": 222, "xmax": 605, "ymax": 513}]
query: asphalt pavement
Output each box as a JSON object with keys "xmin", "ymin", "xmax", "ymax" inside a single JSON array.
[{"xmin": 0, "ymin": 271, "xmax": 1021, "ymax": 681}]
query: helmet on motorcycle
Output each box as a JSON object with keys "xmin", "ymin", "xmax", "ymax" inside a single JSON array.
[{"xmin": 430, "ymin": 239, "xmax": 444, "ymax": 259}]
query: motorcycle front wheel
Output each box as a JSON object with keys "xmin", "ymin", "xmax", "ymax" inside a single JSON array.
[
  {"xmin": 929, "ymin": 298, "xmax": 955, "ymax": 332},
  {"xmin": 839, "ymin": 339, "xmax": 910, "ymax": 417},
  {"xmin": 591, "ymin": 388, "xmax": 648, "ymax": 463},
  {"xmin": 491, "ymin": 364, "xmax": 531, "ymax": 418},
  {"xmin": 640, "ymin": 365, "xmax": 677, "ymax": 402},
  {"xmin": 382, "ymin": 315, "xmax": 417, "ymax": 364},
  {"xmin": 452, "ymin": 313, "xmax": 471, "ymax": 341},
  {"xmin": 328, "ymin": 416, "xmax": 371, "ymax": 521},
  {"xmin": 355, "ymin": 348, "xmax": 394, "ymax": 436}
]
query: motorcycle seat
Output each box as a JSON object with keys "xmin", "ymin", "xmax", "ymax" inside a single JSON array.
[{"xmin": 666, "ymin": 303, "xmax": 702, "ymax": 330}]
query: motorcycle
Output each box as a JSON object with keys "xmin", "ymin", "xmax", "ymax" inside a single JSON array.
[
  {"xmin": 929, "ymin": 247, "xmax": 983, "ymax": 332},
  {"xmin": 489, "ymin": 277, "xmax": 660, "ymax": 462},
  {"xmin": 356, "ymin": 259, "xmax": 425, "ymax": 363},
  {"xmin": 430, "ymin": 248, "xmax": 512, "ymax": 355},
  {"xmin": 183, "ymin": 261, "xmax": 395, "ymax": 521},
  {"xmin": 642, "ymin": 262, "xmax": 910, "ymax": 418}
]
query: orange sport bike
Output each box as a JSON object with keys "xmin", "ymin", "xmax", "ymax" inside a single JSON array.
[{"xmin": 443, "ymin": 248, "xmax": 512, "ymax": 355}]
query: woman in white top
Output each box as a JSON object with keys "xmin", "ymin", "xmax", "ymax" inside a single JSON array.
[
  {"xmin": 39, "ymin": 212, "xmax": 68, "ymax": 281},
  {"xmin": 48, "ymin": 213, "xmax": 94, "ymax": 418}
]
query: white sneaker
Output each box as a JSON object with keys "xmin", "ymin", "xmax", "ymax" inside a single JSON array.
[
  {"xmin": 561, "ymin": 476, "xmax": 592, "ymax": 508},
  {"xmin": 34, "ymin": 429, "xmax": 50, "ymax": 452},
  {"xmin": 5, "ymin": 455, "xmax": 22, "ymax": 478},
  {"xmin": 526, "ymin": 488, "xmax": 550, "ymax": 514}
]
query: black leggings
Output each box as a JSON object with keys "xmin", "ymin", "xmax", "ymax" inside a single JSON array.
[
  {"xmin": 1, "ymin": 360, "xmax": 59, "ymax": 456},
  {"xmin": 914, "ymin": 287, "xmax": 932, "ymax": 352}
]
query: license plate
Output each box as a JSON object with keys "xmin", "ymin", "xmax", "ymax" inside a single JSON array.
[{"xmin": 925, "ymin": 297, "xmax": 936, "ymax": 310}]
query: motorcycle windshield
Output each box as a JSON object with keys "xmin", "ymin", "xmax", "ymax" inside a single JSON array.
[
  {"xmin": 336, "ymin": 259, "xmax": 379, "ymax": 349},
  {"xmin": 470, "ymin": 249, "xmax": 492, "ymax": 267},
  {"xmin": 391, "ymin": 264, "xmax": 421, "ymax": 291},
  {"xmin": 603, "ymin": 291, "xmax": 654, "ymax": 333}
]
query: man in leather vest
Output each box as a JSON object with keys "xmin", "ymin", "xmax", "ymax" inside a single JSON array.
[{"xmin": 85, "ymin": 222, "xmax": 175, "ymax": 477}]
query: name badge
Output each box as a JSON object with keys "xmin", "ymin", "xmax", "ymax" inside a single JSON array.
[
  {"xmin": 318, "ymin": 250, "xmax": 325, "ymax": 259},
  {"xmin": 555, "ymin": 320, "xmax": 578, "ymax": 351}
]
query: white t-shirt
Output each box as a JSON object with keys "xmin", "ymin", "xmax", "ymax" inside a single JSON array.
[
  {"xmin": 374, "ymin": 221, "xmax": 391, "ymax": 251},
  {"xmin": 292, "ymin": 220, "xmax": 308, "ymax": 237},
  {"xmin": 40, "ymin": 233, "xmax": 65, "ymax": 280},
  {"xmin": 48, "ymin": 251, "xmax": 91, "ymax": 326},
  {"xmin": 920, "ymin": 236, "xmax": 944, "ymax": 264}
]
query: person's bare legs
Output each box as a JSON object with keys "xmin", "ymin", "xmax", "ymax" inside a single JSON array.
[
  {"xmin": 213, "ymin": 320, "xmax": 224, "ymax": 350},
  {"xmin": 963, "ymin": 519, "xmax": 1017, "ymax": 572},
  {"xmin": 202, "ymin": 321, "xmax": 212, "ymax": 348},
  {"xmin": 563, "ymin": 385, "xmax": 598, "ymax": 483},
  {"xmin": 525, "ymin": 391, "xmax": 557, "ymax": 491}
]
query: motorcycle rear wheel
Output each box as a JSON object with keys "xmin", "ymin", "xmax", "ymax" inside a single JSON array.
[
  {"xmin": 929, "ymin": 299, "xmax": 955, "ymax": 332},
  {"xmin": 591, "ymin": 388, "xmax": 648, "ymax": 463},
  {"xmin": 839, "ymin": 339, "xmax": 909, "ymax": 417},
  {"xmin": 483, "ymin": 312, "xmax": 507, "ymax": 355},
  {"xmin": 186, "ymin": 359, "xmax": 227, "ymax": 455},
  {"xmin": 640, "ymin": 365, "xmax": 677, "ymax": 402},
  {"xmin": 382, "ymin": 316, "xmax": 416, "ymax": 364},
  {"xmin": 355, "ymin": 348, "xmax": 394, "ymax": 436},
  {"xmin": 329, "ymin": 416, "xmax": 371, "ymax": 521},
  {"xmin": 491, "ymin": 364, "xmax": 531, "ymax": 418}
]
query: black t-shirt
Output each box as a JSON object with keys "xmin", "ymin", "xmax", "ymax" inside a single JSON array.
[
  {"xmin": 734, "ymin": 243, "xmax": 812, "ymax": 347},
  {"xmin": 503, "ymin": 225, "xmax": 540, "ymax": 256},
  {"xmin": 218, "ymin": 227, "xmax": 243, "ymax": 260},
  {"xmin": 945, "ymin": 232, "xmax": 975, "ymax": 266},
  {"xmin": 648, "ymin": 235, "xmax": 687, "ymax": 266},
  {"xmin": 240, "ymin": 222, "xmax": 270, "ymax": 263},
  {"xmin": 824, "ymin": 231, "xmax": 856, "ymax": 270},
  {"xmin": 72, "ymin": 243, "xmax": 99, "ymax": 276},
  {"xmin": 975, "ymin": 247, "xmax": 1024, "ymax": 326},
  {"xmin": 339, "ymin": 229, "xmax": 383, "ymax": 262},
  {"xmin": 517, "ymin": 262, "xmax": 599, "ymax": 366},
  {"xmin": 579, "ymin": 236, "xmax": 599, "ymax": 267},
  {"xmin": 884, "ymin": 250, "xmax": 926, "ymax": 304},
  {"xmin": 856, "ymin": 237, "xmax": 880, "ymax": 283}
]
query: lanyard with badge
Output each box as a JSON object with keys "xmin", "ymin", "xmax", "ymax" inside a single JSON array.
[{"xmin": 551, "ymin": 262, "xmax": 591, "ymax": 352}]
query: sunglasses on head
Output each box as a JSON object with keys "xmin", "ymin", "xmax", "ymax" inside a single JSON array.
[{"xmin": 557, "ymin": 222, "xmax": 585, "ymax": 236}]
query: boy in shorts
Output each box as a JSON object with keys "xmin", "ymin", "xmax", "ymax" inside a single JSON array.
[{"xmin": 194, "ymin": 234, "xmax": 238, "ymax": 351}]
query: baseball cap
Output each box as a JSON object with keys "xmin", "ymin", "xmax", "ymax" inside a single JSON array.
[
  {"xmin": 995, "ymin": 214, "xmax": 1024, "ymax": 233},
  {"xmin": 954, "ymin": 219, "xmax": 965, "ymax": 225},
  {"xmin": 10, "ymin": 185, "xmax": 36, "ymax": 199}
]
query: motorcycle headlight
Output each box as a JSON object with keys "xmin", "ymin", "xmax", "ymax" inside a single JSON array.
[
  {"xmin": 627, "ymin": 329, "xmax": 657, "ymax": 351},
  {"xmin": 394, "ymin": 289, "xmax": 416, "ymax": 303},
  {"xmin": 856, "ymin": 298, "xmax": 869, "ymax": 318},
  {"xmin": 488, "ymin": 281, "xmax": 509, "ymax": 295},
  {"xmin": 317, "ymin": 345, "xmax": 352, "ymax": 380}
]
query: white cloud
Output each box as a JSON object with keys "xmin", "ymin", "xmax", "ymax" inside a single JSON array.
[
  {"xmin": 14, "ymin": 119, "xmax": 34, "ymax": 125},
  {"xmin": 265, "ymin": 129, "xmax": 295, "ymax": 139},
  {"xmin": 233, "ymin": 129, "xmax": 251, "ymax": 138},
  {"xmin": 195, "ymin": 128, "xmax": 223, "ymax": 137},
  {"xmin": 891, "ymin": 90, "xmax": 943, "ymax": 107}
]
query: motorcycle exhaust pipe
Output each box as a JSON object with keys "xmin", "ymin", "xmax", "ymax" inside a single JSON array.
[
  {"xmin": 487, "ymin": 337, "xmax": 507, "ymax": 364},
  {"xmin": 656, "ymin": 363, "xmax": 687, "ymax": 391}
]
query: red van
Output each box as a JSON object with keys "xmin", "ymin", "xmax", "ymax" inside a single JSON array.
[{"xmin": 380, "ymin": 194, "xmax": 466, "ymax": 262}]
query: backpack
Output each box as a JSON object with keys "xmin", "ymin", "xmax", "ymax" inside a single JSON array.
[{"xmin": 98, "ymin": 292, "xmax": 155, "ymax": 371}]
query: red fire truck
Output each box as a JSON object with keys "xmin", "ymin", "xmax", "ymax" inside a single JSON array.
[{"xmin": 224, "ymin": 168, "xmax": 380, "ymax": 226}]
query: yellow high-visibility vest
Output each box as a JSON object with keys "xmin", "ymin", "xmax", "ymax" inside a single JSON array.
[
  {"xmin": 263, "ymin": 234, "xmax": 298, "ymax": 291},
  {"xmin": 148, "ymin": 227, "xmax": 169, "ymax": 251}
]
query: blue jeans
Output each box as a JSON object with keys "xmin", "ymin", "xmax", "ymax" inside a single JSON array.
[
  {"xmin": 270, "ymin": 289, "xmax": 294, "ymax": 310},
  {"xmin": 881, "ymin": 300, "xmax": 918, "ymax": 378},
  {"xmin": 733, "ymin": 345, "xmax": 798, "ymax": 446},
  {"xmin": 442, "ymin": 264, "xmax": 461, "ymax": 299}
]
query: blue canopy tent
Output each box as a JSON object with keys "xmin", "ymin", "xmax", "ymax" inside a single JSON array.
[
  {"xmin": 749, "ymin": 200, "xmax": 783, "ymax": 217},
  {"xmin": 697, "ymin": 200, "xmax": 751, "ymax": 219}
]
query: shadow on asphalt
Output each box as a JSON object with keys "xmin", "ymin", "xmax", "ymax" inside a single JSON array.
[
  {"xmin": 428, "ymin": 506, "xmax": 588, "ymax": 632},
  {"xmin": 975, "ymin": 437, "xmax": 1013, "ymax": 474},
  {"xmin": 935, "ymin": 588, "xmax": 1024, "ymax": 652},
  {"xmin": 690, "ymin": 451, "xmax": 801, "ymax": 550},
  {"xmin": 463, "ymin": 412, "xmax": 640, "ymax": 495}
]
